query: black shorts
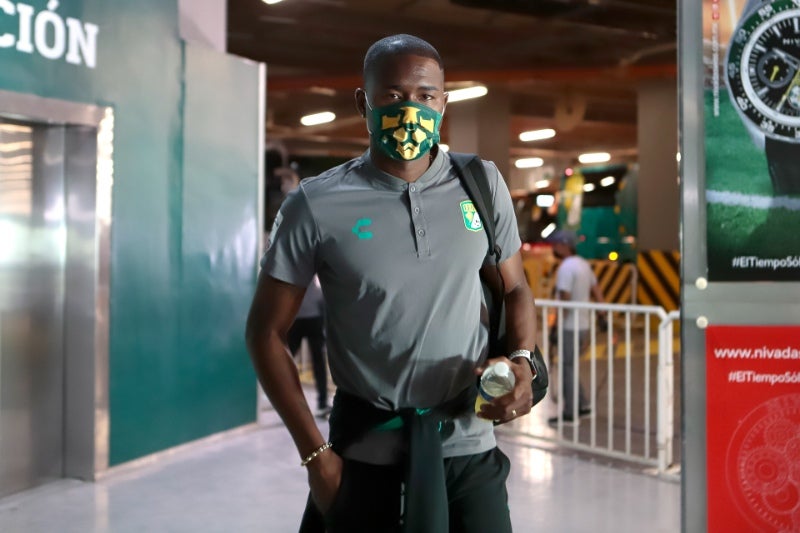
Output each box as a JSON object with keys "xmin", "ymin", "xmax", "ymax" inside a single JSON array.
[{"xmin": 300, "ymin": 447, "xmax": 512, "ymax": 533}]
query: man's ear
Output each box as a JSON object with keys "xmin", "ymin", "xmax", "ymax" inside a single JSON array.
[{"xmin": 355, "ymin": 88, "xmax": 367, "ymax": 118}]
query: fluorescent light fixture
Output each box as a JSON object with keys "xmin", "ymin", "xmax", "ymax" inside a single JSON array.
[
  {"xmin": 300, "ymin": 111, "xmax": 335, "ymax": 126},
  {"xmin": 519, "ymin": 128, "xmax": 556, "ymax": 142},
  {"xmin": 262, "ymin": 0, "xmax": 285, "ymax": 4},
  {"xmin": 600, "ymin": 176, "xmax": 616, "ymax": 187},
  {"xmin": 438, "ymin": 143, "xmax": 450, "ymax": 152},
  {"xmin": 541, "ymin": 223, "xmax": 556, "ymax": 239},
  {"xmin": 514, "ymin": 157, "xmax": 544, "ymax": 169},
  {"xmin": 447, "ymin": 86, "xmax": 488, "ymax": 102},
  {"xmin": 535, "ymin": 179, "xmax": 550, "ymax": 189},
  {"xmin": 578, "ymin": 152, "xmax": 611, "ymax": 164},
  {"xmin": 583, "ymin": 183, "xmax": 595, "ymax": 192},
  {"xmin": 597, "ymin": 236, "xmax": 610, "ymax": 244},
  {"xmin": 536, "ymin": 195, "xmax": 555, "ymax": 208}
]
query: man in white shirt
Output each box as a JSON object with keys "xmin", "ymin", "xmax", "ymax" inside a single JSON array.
[{"xmin": 548, "ymin": 229, "xmax": 605, "ymax": 423}]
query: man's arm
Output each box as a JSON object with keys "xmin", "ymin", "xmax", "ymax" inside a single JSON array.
[
  {"xmin": 591, "ymin": 282, "xmax": 605, "ymax": 303},
  {"xmin": 245, "ymin": 273, "xmax": 341, "ymax": 511},
  {"xmin": 479, "ymin": 251, "xmax": 537, "ymax": 420}
]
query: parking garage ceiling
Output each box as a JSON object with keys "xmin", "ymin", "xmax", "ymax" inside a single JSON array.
[{"xmin": 227, "ymin": 0, "xmax": 677, "ymax": 165}]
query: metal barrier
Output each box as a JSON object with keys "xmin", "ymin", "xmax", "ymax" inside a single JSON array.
[{"xmin": 524, "ymin": 299, "xmax": 678, "ymax": 474}]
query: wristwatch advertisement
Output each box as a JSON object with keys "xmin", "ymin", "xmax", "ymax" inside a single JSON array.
[{"xmin": 705, "ymin": 0, "xmax": 800, "ymax": 281}]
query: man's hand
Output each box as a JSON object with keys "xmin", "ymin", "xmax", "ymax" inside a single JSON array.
[
  {"xmin": 474, "ymin": 356, "xmax": 534, "ymax": 423},
  {"xmin": 307, "ymin": 449, "xmax": 344, "ymax": 514}
]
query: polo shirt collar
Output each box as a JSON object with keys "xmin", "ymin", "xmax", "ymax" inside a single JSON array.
[{"xmin": 361, "ymin": 148, "xmax": 447, "ymax": 191}]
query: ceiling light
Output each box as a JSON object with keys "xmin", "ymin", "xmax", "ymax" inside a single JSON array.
[
  {"xmin": 535, "ymin": 179, "xmax": 550, "ymax": 189},
  {"xmin": 536, "ymin": 195, "xmax": 555, "ymax": 208},
  {"xmin": 583, "ymin": 183, "xmax": 596, "ymax": 192},
  {"xmin": 578, "ymin": 152, "xmax": 611, "ymax": 164},
  {"xmin": 262, "ymin": 0, "xmax": 285, "ymax": 4},
  {"xmin": 519, "ymin": 129, "xmax": 556, "ymax": 142},
  {"xmin": 541, "ymin": 223, "xmax": 556, "ymax": 239},
  {"xmin": 447, "ymin": 86, "xmax": 488, "ymax": 102},
  {"xmin": 300, "ymin": 111, "xmax": 335, "ymax": 126},
  {"xmin": 600, "ymin": 176, "xmax": 616, "ymax": 187},
  {"xmin": 438, "ymin": 143, "xmax": 450, "ymax": 152},
  {"xmin": 515, "ymin": 157, "xmax": 544, "ymax": 169}
]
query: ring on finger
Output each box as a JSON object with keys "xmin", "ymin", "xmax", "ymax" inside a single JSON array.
[{"xmin": 511, "ymin": 408, "xmax": 517, "ymax": 417}]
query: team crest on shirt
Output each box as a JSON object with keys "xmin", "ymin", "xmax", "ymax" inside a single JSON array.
[{"xmin": 460, "ymin": 200, "xmax": 483, "ymax": 232}]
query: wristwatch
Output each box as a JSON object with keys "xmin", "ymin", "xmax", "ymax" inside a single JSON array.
[
  {"xmin": 726, "ymin": 0, "xmax": 800, "ymax": 194},
  {"xmin": 508, "ymin": 349, "xmax": 538, "ymax": 380}
]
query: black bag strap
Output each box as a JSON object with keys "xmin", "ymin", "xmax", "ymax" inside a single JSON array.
[
  {"xmin": 449, "ymin": 152, "xmax": 501, "ymax": 264},
  {"xmin": 450, "ymin": 152, "xmax": 505, "ymax": 354},
  {"xmin": 450, "ymin": 152, "xmax": 549, "ymax": 405}
]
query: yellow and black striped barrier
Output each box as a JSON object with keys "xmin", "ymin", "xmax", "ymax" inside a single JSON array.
[
  {"xmin": 589, "ymin": 260, "xmax": 636, "ymax": 304},
  {"xmin": 637, "ymin": 250, "xmax": 680, "ymax": 311}
]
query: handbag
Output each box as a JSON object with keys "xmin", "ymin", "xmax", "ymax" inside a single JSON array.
[{"xmin": 450, "ymin": 152, "xmax": 549, "ymax": 407}]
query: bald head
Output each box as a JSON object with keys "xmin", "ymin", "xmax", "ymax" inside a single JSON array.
[{"xmin": 363, "ymin": 34, "xmax": 443, "ymax": 89}]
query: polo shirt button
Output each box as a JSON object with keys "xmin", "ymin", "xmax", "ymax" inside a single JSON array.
[
  {"xmin": 410, "ymin": 185, "xmax": 416, "ymax": 192},
  {"xmin": 414, "ymin": 207, "xmax": 420, "ymax": 214},
  {"xmin": 417, "ymin": 228, "xmax": 425, "ymax": 236}
]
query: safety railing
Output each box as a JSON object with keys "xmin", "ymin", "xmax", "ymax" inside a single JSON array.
[{"xmin": 511, "ymin": 299, "xmax": 679, "ymax": 475}]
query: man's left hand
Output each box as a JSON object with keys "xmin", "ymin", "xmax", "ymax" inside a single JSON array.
[{"xmin": 475, "ymin": 356, "xmax": 534, "ymax": 423}]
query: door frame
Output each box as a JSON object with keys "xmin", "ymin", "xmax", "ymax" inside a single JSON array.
[{"xmin": 0, "ymin": 90, "xmax": 113, "ymax": 480}]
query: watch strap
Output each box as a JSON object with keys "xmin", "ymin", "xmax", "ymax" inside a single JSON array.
[
  {"xmin": 765, "ymin": 138, "xmax": 800, "ymax": 195},
  {"xmin": 508, "ymin": 349, "xmax": 537, "ymax": 380}
]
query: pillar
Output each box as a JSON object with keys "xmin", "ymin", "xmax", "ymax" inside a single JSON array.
[
  {"xmin": 446, "ymin": 88, "xmax": 511, "ymax": 179},
  {"xmin": 637, "ymin": 79, "xmax": 679, "ymax": 251}
]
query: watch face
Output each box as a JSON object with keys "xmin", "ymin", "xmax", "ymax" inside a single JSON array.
[{"xmin": 727, "ymin": 0, "xmax": 800, "ymax": 143}]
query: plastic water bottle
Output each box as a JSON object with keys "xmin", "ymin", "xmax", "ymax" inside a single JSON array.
[{"xmin": 475, "ymin": 361, "xmax": 516, "ymax": 413}]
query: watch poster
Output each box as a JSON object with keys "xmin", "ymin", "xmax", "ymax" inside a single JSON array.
[
  {"xmin": 703, "ymin": 0, "xmax": 800, "ymax": 281},
  {"xmin": 705, "ymin": 325, "xmax": 800, "ymax": 533}
]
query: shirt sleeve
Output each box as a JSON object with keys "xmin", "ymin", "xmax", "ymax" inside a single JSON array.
[
  {"xmin": 482, "ymin": 160, "xmax": 522, "ymax": 265},
  {"xmin": 260, "ymin": 186, "xmax": 318, "ymax": 288}
]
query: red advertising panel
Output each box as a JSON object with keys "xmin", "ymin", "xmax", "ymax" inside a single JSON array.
[{"xmin": 706, "ymin": 326, "xmax": 800, "ymax": 532}]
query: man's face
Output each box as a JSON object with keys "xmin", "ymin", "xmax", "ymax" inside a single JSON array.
[
  {"xmin": 356, "ymin": 54, "xmax": 448, "ymax": 158},
  {"xmin": 552, "ymin": 242, "xmax": 569, "ymax": 259}
]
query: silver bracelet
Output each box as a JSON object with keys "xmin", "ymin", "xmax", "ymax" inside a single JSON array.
[{"xmin": 300, "ymin": 441, "xmax": 333, "ymax": 467}]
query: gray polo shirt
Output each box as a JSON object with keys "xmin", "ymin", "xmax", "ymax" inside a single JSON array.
[{"xmin": 263, "ymin": 149, "xmax": 521, "ymax": 462}]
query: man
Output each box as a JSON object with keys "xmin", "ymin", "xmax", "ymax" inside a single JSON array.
[
  {"xmin": 246, "ymin": 34, "xmax": 537, "ymax": 532},
  {"xmin": 547, "ymin": 229, "xmax": 605, "ymax": 424}
]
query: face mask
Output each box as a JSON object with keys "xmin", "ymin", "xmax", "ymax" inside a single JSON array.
[{"xmin": 366, "ymin": 99, "xmax": 443, "ymax": 161}]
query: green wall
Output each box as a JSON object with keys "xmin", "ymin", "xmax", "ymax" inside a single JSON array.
[{"xmin": 0, "ymin": 0, "xmax": 261, "ymax": 464}]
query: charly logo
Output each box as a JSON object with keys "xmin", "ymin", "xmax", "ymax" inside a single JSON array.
[
  {"xmin": 0, "ymin": 1, "xmax": 99, "ymax": 69},
  {"xmin": 460, "ymin": 200, "xmax": 483, "ymax": 232},
  {"xmin": 351, "ymin": 218, "xmax": 373, "ymax": 240}
]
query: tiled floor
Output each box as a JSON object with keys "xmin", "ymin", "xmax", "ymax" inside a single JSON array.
[{"xmin": 0, "ymin": 400, "xmax": 681, "ymax": 533}]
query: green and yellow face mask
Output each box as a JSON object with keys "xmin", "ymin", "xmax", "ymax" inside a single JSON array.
[{"xmin": 366, "ymin": 100, "xmax": 443, "ymax": 161}]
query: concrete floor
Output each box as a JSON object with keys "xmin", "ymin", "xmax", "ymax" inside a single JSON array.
[{"xmin": 0, "ymin": 394, "xmax": 681, "ymax": 533}]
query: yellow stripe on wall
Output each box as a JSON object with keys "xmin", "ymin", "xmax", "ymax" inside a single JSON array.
[{"xmin": 637, "ymin": 250, "xmax": 680, "ymax": 311}]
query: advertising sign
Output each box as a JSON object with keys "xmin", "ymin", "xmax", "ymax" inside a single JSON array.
[
  {"xmin": 703, "ymin": 0, "xmax": 800, "ymax": 281},
  {"xmin": 706, "ymin": 325, "xmax": 800, "ymax": 532}
]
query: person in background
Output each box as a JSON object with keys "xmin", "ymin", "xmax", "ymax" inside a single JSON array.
[
  {"xmin": 547, "ymin": 229, "xmax": 605, "ymax": 424},
  {"xmin": 246, "ymin": 34, "xmax": 537, "ymax": 532}
]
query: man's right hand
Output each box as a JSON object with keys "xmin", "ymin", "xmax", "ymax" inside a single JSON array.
[{"xmin": 307, "ymin": 450, "xmax": 344, "ymax": 514}]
